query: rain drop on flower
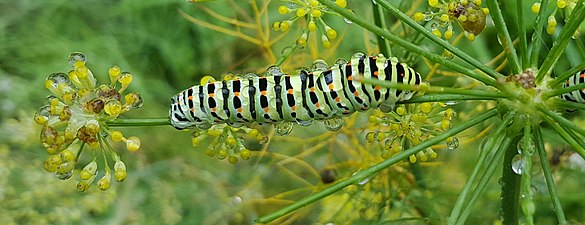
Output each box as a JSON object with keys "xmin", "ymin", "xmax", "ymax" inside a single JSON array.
[{"xmin": 447, "ymin": 136, "xmax": 459, "ymax": 150}]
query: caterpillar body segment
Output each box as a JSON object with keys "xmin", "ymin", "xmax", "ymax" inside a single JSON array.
[
  {"xmin": 561, "ymin": 69, "xmax": 585, "ymax": 103},
  {"xmin": 170, "ymin": 53, "xmax": 423, "ymax": 130}
]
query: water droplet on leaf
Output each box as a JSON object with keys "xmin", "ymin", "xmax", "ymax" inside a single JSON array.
[{"xmin": 323, "ymin": 117, "xmax": 343, "ymax": 131}]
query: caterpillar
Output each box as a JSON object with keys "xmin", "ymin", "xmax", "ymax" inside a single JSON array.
[
  {"xmin": 561, "ymin": 69, "xmax": 585, "ymax": 103},
  {"xmin": 170, "ymin": 53, "xmax": 422, "ymax": 131}
]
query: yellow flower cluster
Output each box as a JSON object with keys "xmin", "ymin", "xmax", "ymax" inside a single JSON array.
[
  {"xmin": 532, "ymin": 0, "xmax": 582, "ymax": 38},
  {"xmin": 34, "ymin": 52, "xmax": 141, "ymax": 191},
  {"xmin": 366, "ymin": 102, "xmax": 458, "ymax": 163},
  {"xmin": 413, "ymin": 0, "xmax": 489, "ymax": 41},
  {"xmin": 274, "ymin": 0, "xmax": 348, "ymax": 48}
]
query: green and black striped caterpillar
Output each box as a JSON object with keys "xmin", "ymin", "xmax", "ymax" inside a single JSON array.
[
  {"xmin": 170, "ymin": 53, "xmax": 422, "ymax": 131},
  {"xmin": 561, "ymin": 69, "xmax": 585, "ymax": 103}
]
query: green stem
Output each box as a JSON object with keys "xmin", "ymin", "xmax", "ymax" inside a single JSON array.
[
  {"xmin": 538, "ymin": 105, "xmax": 585, "ymax": 137},
  {"xmin": 372, "ymin": 2, "xmax": 391, "ymax": 56},
  {"xmin": 542, "ymin": 114, "xmax": 585, "ymax": 160},
  {"xmin": 486, "ymin": 0, "xmax": 521, "ymax": 74},
  {"xmin": 316, "ymin": 0, "xmax": 500, "ymax": 88},
  {"xmin": 449, "ymin": 111, "xmax": 514, "ymax": 225},
  {"xmin": 106, "ymin": 118, "xmax": 171, "ymax": 127},
  {"xmin": 548, "ymin": 61, "xmax": 585, "ymax": 87},
  {"xmin": 400, "ymin": 94, "xmax": 499, "ymax": 103},
  {"xmin": 517, "ymin": 0, "xmax": 528, "ymax": 68},
  {"xmin": 534, "ymin": 126, "xmax": 567, "ymax": 225},
  {"xmin": 275, "ymin": 44, "xmax": 298, "ymax": 67},
  {"xmin": 521, "ymin": 120, "xmax": 534, "ymax": 225},
  {"xmin": 359, "ymin": 77, "xmax": 507, "ymax": 98},
  {"xmin": 529, "ymin": 0, "xmax": 550, "ymax": 68},
  {"xmin": 536, "ymin": 0, "xmax": 585, "ymax": 82},
  {"xmin": 500, "ymin": 135, "xmax": 522, "ymax": 225},
  {"xmin": 552, "ymin": 98, "xmax": 585, "ymax": 110},
  {"xmin": 255, "ymin": 108, "xmax": 500, "ymax": 223},
  {"xmin": 456, "ymin": 136, "xmax": 513, "ymax": 225},
  {"xmin": 542, "ymin": 80, "xmax": 585, "ymax": 98}
]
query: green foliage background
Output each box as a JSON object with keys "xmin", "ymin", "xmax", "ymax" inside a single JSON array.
[{"xmin": 1, "ymin": 0, "xmax": 585, "ymax": 224}]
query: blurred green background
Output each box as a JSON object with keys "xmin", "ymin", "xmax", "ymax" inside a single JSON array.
[{"xmin": 1, "ymin": 0, "xmax": 585, "ymax": 224}]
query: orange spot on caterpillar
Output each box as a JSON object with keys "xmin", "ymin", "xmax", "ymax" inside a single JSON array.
[
  {"xmin": 237, "ymin": 108, "xmax": 243, "ymax": 112},
  {"xmin": 188, "ymin": 96, "xmax": 193, "ymax": 100},
  {"xmin": 264, "ymin": 107, "xmax": 269, "ymax": 113},
  {"xmin": 234, "ymin": 92, "xmax": 240, "ymax": 97},
  {"xmin": 315, "ymin": 102, "xmax": 320, "ymax": 108},
  {"xmin": 335, "ymin": 97, "xmax": 341, "ymax": 102},
  {"xmin": 287, "ymin": 89, "xmax": 293, "ymax": 94},
  {"xmin": 190, "ymin": 107, "xmax": 195, "ymax": 112},
  {"xmin": 348, "ymin": 76, "xmax": 352, "ymax": 81},
  {"xmin": 310, "ymin": 87, "xmax": 315, "ymax": 92},
  {"xmin": 291, "ymin": 105, "xmax": 297, "ymax": 111},
  {"xmin": 212, "ymin": 107, "xmax": 217, "ymax": 112},
  {"xmin": 261, "ymin": 91, "xmax": 267, "ymax": 95},
  {"xmin": 354, "ymin": 91, "xmax": 360, "ymax": 97},
  {"xmin": 328, "ymin": 84, "xmax": 334, "ymax": 90},
  {"xmin": 374, "ymin": 86, "xmax": 381, "ymax": 90},
  {"xmin": 373, "ymin": 71, "xmax": 379, "ymax": 76},
  {"xmin": 209, "ymin": 93, "xmax": 215, "ymax": 97}
]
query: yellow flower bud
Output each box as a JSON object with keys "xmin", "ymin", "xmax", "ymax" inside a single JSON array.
[
  {"xmin": 297, "ymin": 8, "xmax": 307, "ymax": 17},
  {"xmin": 421, "ymin": 103, "xmax": 432, "ymax": 113},
  {"xmin": 336, "ymin": 0, "xmax": 347, "ymax": 8},
  {"xmin": 280, "ymin": 20, "xmax": 292, "ymax": 32},
  {"xmin": 413, "ymin": 12, "xmax": 424, "ymax": 22},
  {"xmin": 311, "ymin": 9, "xmax": 322, "ymax": 17},
  {"xmin": 97, "ymin": 172, "xmax": 111, "ymax": 190},
  {"xmin": 308, "ymin": 21, "xmax": 317, "ymax": 31},
  {"xmin": 240, "ymin": 149, "xmax": 251, "ymax": 160},
  {"xmin": 126, "ymin": 136, "xmax": 141, "ymax": 152},
  {"xmin": 557, "ymin": 0, "xmax": 567, "ymax": 8},
  {"xmin": 396, "ymin": 106, "xmax": 406, "ymax": 116},
  {"xmin": 445, "ymin": 30, "xmax": 454, "ymax": 39},
  {"xmin": 111, "ymin": 130, "xmax": 124, "ymax": 142},
  {"xmin": 278, "ymin": 5, "xmax": 289, "ymax": 14},
  {"xmin": 428, "ymin": 0, "xmax": 439, "ymax": 7},
  {"xmin": 326, "ymin": 27, "xmax": 337, "ymax": 39},
  {"xmin": 228, "ymin": 156, "xmax": 239, "ymax": 164},
  {"xmin": 532, "ymin": 3, "xmax": 541, "ymax": 13},
  {"xmin": 440, "ymin": 14, "xmax": 450, "ymax": 22}
]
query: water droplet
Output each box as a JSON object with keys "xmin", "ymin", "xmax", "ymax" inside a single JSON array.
[
  {"xmin": 424, "ymin": 13, "xmax": 434, "ymax": 21},
  {"xmin": 257, "ymin": 134, "xmax": 269, "ymax": 144},
  {"xmin": 68, "ymin": 52, "xmax": 86, "ymax": 66},
  {"xmin": 447, "ymin": 137, "xmax": 459, "ymax": 150},
  {"xmin": 442, "ymin": 50, "xmax": 454, "ymax": 59},
  {"xmin": 281, "ymin": 46, "xmax": 294, "ymax": 55},
  {"xmin": 55, "ymin": 170, "xmax": 73, "ymax": 180},
  {"xmin": 311, "ymin": 59, "xmax": 329, "ymax": 72},
  {"xmin": 323, "ymin": 117, "xmax": 343, "ymax": 131},
  {"xmin": 358, "ymin": 177, "xmax": 370, "ymax": 185},
  {"xmin": 296, "ymin": 119, "xmax": 313, "ymax": 126},
  {"xmin": 572, "ymin": 30, "xmax": 581, "ymax": 39},
  {"xmin": 511, "ymin": 154, "xmax": 525, "ymax": 174},
  {"xmin": 233, "ymin": 196, "xmax": 242, "ymax": 204},
  {"xmin": 47, "ymin": 72, "xmax": 72, "ymax": 87},
  {"xmin": 196, "ymin": 122, "xmax": 212, "ymax": 130},
  {"xmin": 497, "ymin": 176, "xmax": 504, "ymax": 185},
  {"xmin": 243, "ymin": 73, "xmax": 257, "ymax": 80},
  {"xmin": 343, "ymin": 10, "xmax": 355, "ymax": 24},
  {"xmin": 352, "ymin": 52, "xmax": 366, "ymax": 60},
  {"xmin": 34, "ymin": 105, "xmax": 51, "ymax": 124},
  {"xmin": 334, "ymin": 58, "xmax": 348, "ymax": 65},
  {"xmin": 372, "ymin": 0, "xmax": 377, "ymax": 4},
  {"xmin": 266, "ymin": 65, "xmax": 285, "ymax": 77},
  {"xmin": 444, "ymin": 101, "xmax": 458, "ymax": 106},
  {"xmin": 517, "ymin": 138, "xmax": 535, "ymax": 155},
  {"xmin": 275, "ymin": 121, "xmax": 294, "ymax": 135},
  {"xmin": 125, "ymin": 93, "xmax": 143, "ymax": 109}
]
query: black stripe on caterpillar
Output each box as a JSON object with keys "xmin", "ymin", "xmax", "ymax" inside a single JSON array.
[{"xmin": 170, "ymin": 53, "xmax": 422, "ymax": 131}]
